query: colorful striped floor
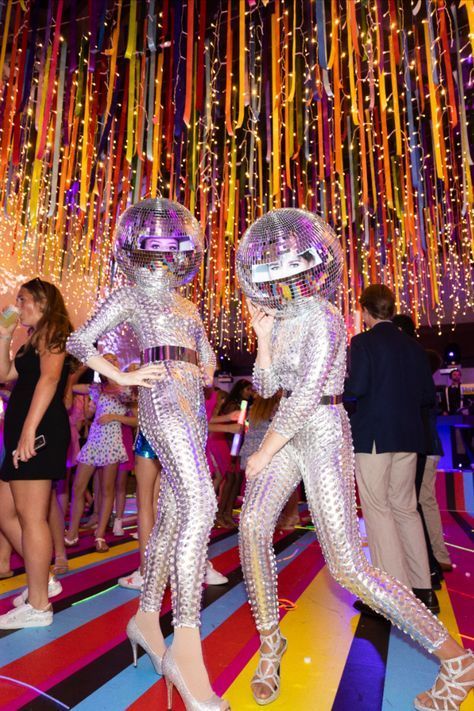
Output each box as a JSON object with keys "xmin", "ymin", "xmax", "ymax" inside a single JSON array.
[{"xmin": 0, "ymin": 505, "xmax": 473, "ymax": 711}]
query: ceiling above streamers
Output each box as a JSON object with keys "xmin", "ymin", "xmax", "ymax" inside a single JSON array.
[{"xmin": 0, "ymin": 0, "xmax": 472, "ymax": 350}]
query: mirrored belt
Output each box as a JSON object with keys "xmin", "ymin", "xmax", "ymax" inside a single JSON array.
[
  {"xmin": 141, "ymin": 345, "xmax": 199, "ymax": 366},
  {"xmin": 281, "ymin": 390, "xmax": 343, "ymax": 405}
]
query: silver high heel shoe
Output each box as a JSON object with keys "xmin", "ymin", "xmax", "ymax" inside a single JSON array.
[
  {"xmin": 250, "ymin": 628, "xmax": 288, "ymax": 705},
  {"xmin": 414, "ymin": 650, "xmax": 474, "ymax": 710},
  {"xmin": 126, "ymin": 616, "xmax": 164, "ymax": 675},
  {"xmin": 162, "ymin": 647, "xmax": 230, "ymax": 710}
]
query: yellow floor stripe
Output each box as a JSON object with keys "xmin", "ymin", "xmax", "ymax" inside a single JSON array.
[
  {"xmin": 0, "ymin": 540, "xmax": 138, "ymax": 595},
  {"xmin": 225, "ymin": 567, "xmax": 359, "ymax": 710},
  {"xmin": 437, "ymin": 583, "xmax": 465, "ymax": 645}
]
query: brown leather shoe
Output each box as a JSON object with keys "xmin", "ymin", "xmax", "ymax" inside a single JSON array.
[{"xmin": 438, "ymin": 561, "xmax": 453, "ymax": 573}]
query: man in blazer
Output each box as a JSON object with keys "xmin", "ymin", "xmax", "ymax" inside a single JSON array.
[{"xmin": 344, "ymin": 284, "xmax": 439, "ymax": 613}]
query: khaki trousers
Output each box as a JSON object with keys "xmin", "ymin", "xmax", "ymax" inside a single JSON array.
[
  {"xmin": 419, "ymin": 455, "xmax": 452, "ymax": 566},
  {"xmin": 355, "ymin": 446, "xmax": 431, "ymax": 589}
]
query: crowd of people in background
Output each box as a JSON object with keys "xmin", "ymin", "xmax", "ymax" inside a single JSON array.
[
  {"xmin": 0, "ymin": 279, "xmax": 457, "ymax": 622},
  {"xmin": 0, "ymin": 277, "xmax": 469, "ymax": 711}
]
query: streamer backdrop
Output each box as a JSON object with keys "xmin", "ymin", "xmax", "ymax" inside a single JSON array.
[{"xmin": 0, "ymin": 0, "xmax": 472, "ymax": 352}]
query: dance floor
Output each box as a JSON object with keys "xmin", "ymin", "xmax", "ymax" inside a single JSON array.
[{"xmin": 0, "ymin": 495, "xmax": 473, "ymax": 710}]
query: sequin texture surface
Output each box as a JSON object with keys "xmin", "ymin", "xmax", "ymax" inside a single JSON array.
[
  {"xmin": 67, "ymin": 284, "xmax": 217, "ymax": 627},
  {"xmin": 239, "ymin": 296, "xmax": 448, "ymax": 653}
]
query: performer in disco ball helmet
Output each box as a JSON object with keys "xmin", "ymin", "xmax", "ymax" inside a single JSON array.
[
  {"xmin": 236, "ymin": 207, "xmax": 343, "ymax": 315},
  {"xmin": 68, "ymin": 198, "xmax": 230, "ymax": 710},
  {"xmin": 114, "ymin": 197, "xmax": 204, "ymax": 289},
  {"xmin": 237, "ymin": 208, "xmax": 458, "ymax": 708}
]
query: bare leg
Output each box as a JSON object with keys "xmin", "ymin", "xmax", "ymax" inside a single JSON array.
[
  {"xmin": 134, "ymin": 456, "xmax": 163, "ymax": 652},
  {"xmin": 55, "ymin": 470, "xmax": 70, "ymax": 517},
  {"xmin": 11, "ymin": 480, "xmax": 52, "ymax": 610},
  {"xmin": 66, "ymin": 463, "xmax": 95, "ymax": 540},
  {"xmin": 49, "ymin": 491, "xmax": 68, "ymax": 573},
  {"xmin": 0, "ymin": 480, "xmax": 23, "ymax": 556},
  {"xmin": 0, "ymin": 530, "xmax": 13, "ymax": 575},
  {"xmin": 95, "ymin": 463, "xmax": 119, "ymax": 542},
  {"xmin": 114, "ymin": 469, "xmax": 128, "ymax": 520}
]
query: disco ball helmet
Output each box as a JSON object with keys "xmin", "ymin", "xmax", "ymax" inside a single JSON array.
[
  {"xmin": 236, "ymin": 208, "xmax": 343, "ymax": 315},
  {"xmin": 114, "ymin": 198, "xmax": 204, "ymax": 289}
]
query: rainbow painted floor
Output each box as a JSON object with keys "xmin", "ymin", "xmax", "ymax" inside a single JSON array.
[{"xmin": 0, "ymin": 504, "xmax": 473, "ymax": 711}]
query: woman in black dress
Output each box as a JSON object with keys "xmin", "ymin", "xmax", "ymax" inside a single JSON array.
[{"xmin": 0, "ymin": 278, "xmax": 73, "ymax": 628}]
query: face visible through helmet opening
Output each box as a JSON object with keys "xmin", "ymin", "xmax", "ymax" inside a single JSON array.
[
  {"xmin": 236, "ymin": 209, "xmax": 342, "ymax": 315},
  {"xmin": 114, "ymin": 198, "xmax": 204, "ymax": 289}
]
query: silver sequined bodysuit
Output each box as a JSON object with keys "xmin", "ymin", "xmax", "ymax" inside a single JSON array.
[
  {"xmin": 67, "ymin": 285, "xmax": 217, "ymax": 627},
  {"xmin": 239, "ymin": 296, "xmax": 448, "ymax": 652}
]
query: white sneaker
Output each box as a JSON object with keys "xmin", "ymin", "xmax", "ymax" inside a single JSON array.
[
  {"xmin": 205, "ymin": 561, "xmax": 228, "ymax": 586},
  {"xmin": 13, "ymin": 576, "xmax": 63, "ymax": 608},
  {"xmin": 0, "ymin": 602, "xmax": 53, "ymax": 629},
  {"xmin": 113, "ymin": 518, "xmax": 124, "ymax": 536},
  {"xmin": 118, "ymin": 569, "xmax": 143, "ymax": 590}
]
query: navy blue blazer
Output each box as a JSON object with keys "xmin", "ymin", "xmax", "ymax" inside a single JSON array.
[{"xmin": 344, "ymin": 322, "xmax": 436, "ymax": 453}]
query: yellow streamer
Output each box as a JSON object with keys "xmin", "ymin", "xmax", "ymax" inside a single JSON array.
[
  {"xmin": 389, "ymin": 34, "xmax": 402, "ymax": 156},
  {"xmin": 225, "ymin": 136, "xmax": 237, "ymax": 238},
  {"xmin": 79, "ymin": 73, "xmax": 92, "ymax": 212},
  {"xmin": 423, "ymin": 22, "xmax": 443, "ymax": 180},
  {"xmin": 460, "ymin": 0, "xmax": 474, "ymax": 57},
  {"xmin": 347, "ymin": 18, "xmax": 359, "ymax": 126},
  {"xmin": 0, "ymin": 0, "xmax": 12, "ymax": 90}
]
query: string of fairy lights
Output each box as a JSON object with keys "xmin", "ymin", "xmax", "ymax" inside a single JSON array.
[{"xmin": 0, "ymin": 0, "xmax": 472, "ymax": 352}]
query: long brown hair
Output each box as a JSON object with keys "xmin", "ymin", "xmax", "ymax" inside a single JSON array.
[
  {"xmin": 22, "ymin": 278, "xmax": 74, "ymax": 353},
  {"xmin": 249, "ymin": 392, "xmax": 281, "ymax": 425}
]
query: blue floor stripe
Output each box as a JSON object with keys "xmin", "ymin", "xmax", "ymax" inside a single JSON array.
[
  {"xmin": 381, "ymin": 627, "xmax": 438, "ymax": 711},
  {"xmin": 0, "ymin": 586, "xmax": 138, "ymax": 667},
  {"xmin": 463, "ymin": 470, "xmax": 474, "ymax": 515},
  {"xmin": 72, "ymin": 533, "xmax": 315, "ymax": 710}
]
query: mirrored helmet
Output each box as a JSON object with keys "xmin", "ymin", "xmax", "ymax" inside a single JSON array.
[
  {"xmin": 236, "ymin": 208, "xmax": 343, "ymax": 315},
  {"xmin": 114, "ymin": 198, "xmax": 204, "ymax": 289}
]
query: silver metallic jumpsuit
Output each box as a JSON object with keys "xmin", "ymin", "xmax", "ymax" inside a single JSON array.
[
  {"xmin": 67, "ymin": 284, "xmax": 217, "ymax": 628},
  {"xmin": 239, "ymin": 295, "xmax": 448, "ymax": 653}
]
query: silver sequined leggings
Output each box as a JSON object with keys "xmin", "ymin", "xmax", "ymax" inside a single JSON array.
[
  {"xmin": 239, "ymin": 406, "xmax": 448, "ymax": 653},
  {"xmin": 138, "ymin": 368, "xmax": 217, "ymax": 628}
]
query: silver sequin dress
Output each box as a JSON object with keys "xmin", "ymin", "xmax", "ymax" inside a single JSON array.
[
  {"xmin": 67, "ymin": 284, "xmax": 217, "ymax": 628},
  {"xmin": 239, "ymin": 295, "xmax": 448, "ymax": 653}
]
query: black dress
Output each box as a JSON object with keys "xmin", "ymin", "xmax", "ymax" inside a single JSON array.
[{"xmin": 0, "ymin": 345, "xmax": 71, "ymax": 481}]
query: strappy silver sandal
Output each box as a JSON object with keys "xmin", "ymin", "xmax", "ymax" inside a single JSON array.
[
  {"xmin": 251, "ymin": 629, "xmax": 288, "ymax": 706},
  {"xmin": 414, "ymin": 650, "xmax": 474, "ymax": 710}
]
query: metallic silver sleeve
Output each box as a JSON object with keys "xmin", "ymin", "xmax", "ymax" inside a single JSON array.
[
  {"xmin": 66, "ymin": 287, "xmax": 134, "ymax": 363},
  {"xmin": 193, "ymin": 307, "xmax": 217, "ymax": 371},
  {"xmin": 240, "ymin": 297, "xmax": 448, "ymax": 654},
  {"xmin": 252, "ymin": 364, "xmax": 280, "ymax": 398}
]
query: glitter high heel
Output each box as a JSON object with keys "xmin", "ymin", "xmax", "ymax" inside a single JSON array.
[
  {"xmin": 162, "ymin": 648, "xmax": 230, "ymax": 710},
  {"xmin": 414, "ymin": 650, "xmax": 474, "ymax": 710},
  {"xmin": 126, "ymin": 616, "xmax": 164, "ymax": 675},
  {"xmin": 250, "ymin": 628, "xmax": 288, "ymax": 706}
]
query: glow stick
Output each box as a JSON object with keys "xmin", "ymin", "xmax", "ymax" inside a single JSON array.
[{"xmin": 230, "ymin": 399, "xmax": 248, "ymax": 457}]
